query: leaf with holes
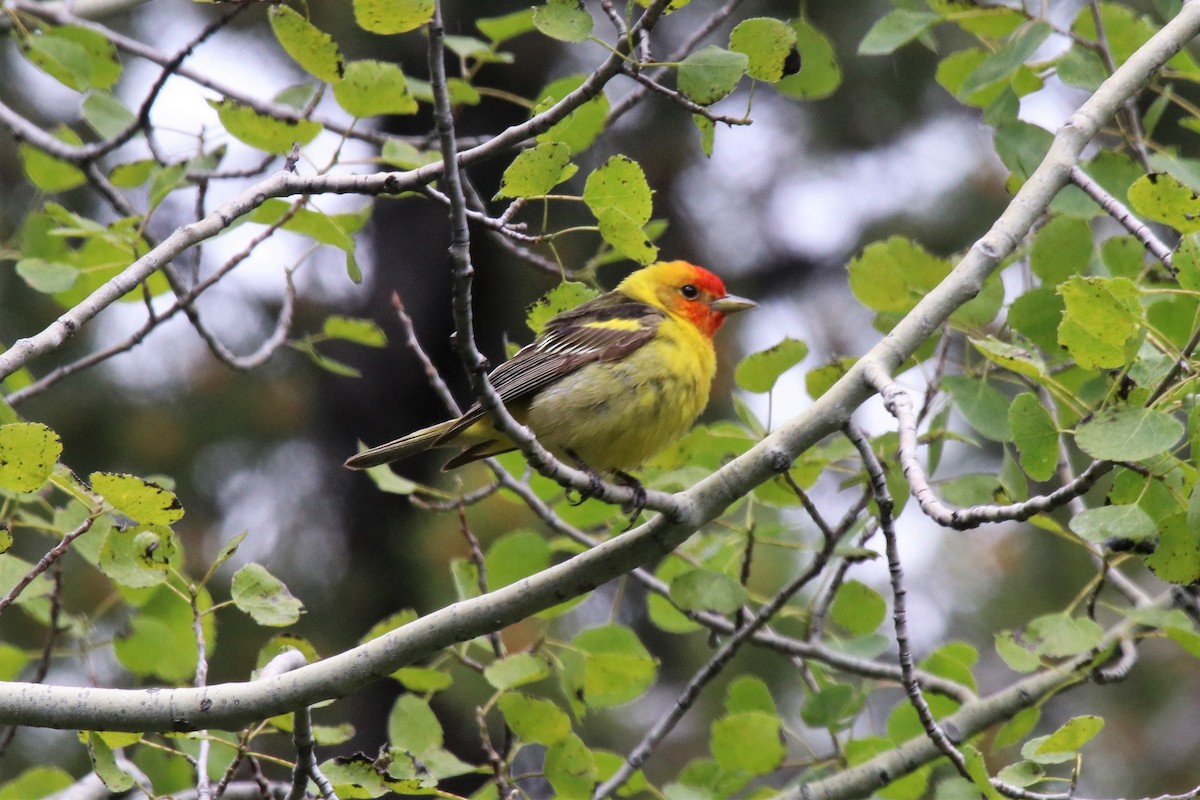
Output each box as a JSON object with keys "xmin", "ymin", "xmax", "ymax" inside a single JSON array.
[{"xmin": 231, "ymin": 563, "xmax": 304, "ymax": 627}]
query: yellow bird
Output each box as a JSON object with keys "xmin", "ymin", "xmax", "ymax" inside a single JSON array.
[{"xmin": 345, "ymin": 261, "xmax": 755, "ymax": 474}]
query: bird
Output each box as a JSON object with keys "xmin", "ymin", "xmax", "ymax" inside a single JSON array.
[{"xmin": 344, "ymin": 261, "xmax": 756, "ymax": 479}]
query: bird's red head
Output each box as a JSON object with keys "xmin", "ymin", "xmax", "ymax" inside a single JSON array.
[{"xmin": 618, "ymin": 261, "xmax": 757, "ymax": 338}]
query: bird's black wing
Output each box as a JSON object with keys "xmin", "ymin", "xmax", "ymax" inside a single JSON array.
[{"xmin": 437, "ymin": 293, "xmax": 665, "ymax": 442}]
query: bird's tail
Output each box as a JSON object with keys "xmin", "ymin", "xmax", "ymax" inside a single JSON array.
[{"xmin": 344, "ymin": 419, "xmax": 458, "ymax": 470}]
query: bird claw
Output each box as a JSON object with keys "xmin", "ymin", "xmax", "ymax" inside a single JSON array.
[
  {"xmin": 614, "ymin": 470, "xmax": 647, "ymax": 531},
  {"xmin": 565, "ymin": 451, "xmax": 604, "ymax": 506}
]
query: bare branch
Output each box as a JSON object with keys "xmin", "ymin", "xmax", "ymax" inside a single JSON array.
[
  {"xmin": 866, "ymin": 363, "xmax": 1110, "ymax": 530},
  {"xmin": 1070, "ymin": 165, "xmax": 1174, "ymax": 270}
]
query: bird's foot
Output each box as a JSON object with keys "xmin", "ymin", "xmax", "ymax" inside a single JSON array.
[
  {"xmin": 565, "ymin": 450, "xmax": 604, "ymax": 506},
  {"xmin": 614, "ymin": 470, "xmax": 647, "ymax": 531}
]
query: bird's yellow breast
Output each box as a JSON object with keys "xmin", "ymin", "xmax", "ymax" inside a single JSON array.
[{"xmin": 523, "ymin": 316, "xmax": 717, "ymax": 471}]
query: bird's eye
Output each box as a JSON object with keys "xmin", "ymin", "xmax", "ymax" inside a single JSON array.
[{"xmin": 680, "ymin": 284, "xmax": 700, "ymax": 300}]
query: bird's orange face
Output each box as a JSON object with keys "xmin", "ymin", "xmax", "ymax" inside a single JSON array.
[{"xmin": 651, "ymin": 262, "xmax": 757, "ymax": 338}]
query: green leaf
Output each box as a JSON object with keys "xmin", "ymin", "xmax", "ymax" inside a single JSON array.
[
  {"xmin": 0, "ymin": 767, "xmax": 74, "ymax": 800},
  {"xmin": 848, "ymin": 237, "xmax": 1000, "ymax": 328},
  {"xmin": 380, "ymin": 139, "xmax": 439, "ymax": 170},
  {"xmin": 91, "ymin": 472, "xmax": 183, "ymax": 524},
  {"xmin": 806, "ymin": 357, "xmax": 856, "ymax": 399},
  {"xmin": 1008, "ymin": 287, "xmax": 1066, "ymax": 356},
  {"xmin": 0, "ymin": 422, "xmax": 62, "ymax": 493},
  {"xmin": 1026, "ymin": 613, "xmax": 1103, "ymax": 658},
  {"xmin": 54, "ymin": 26, "xmax": 121, "ymax": 89},
  {"xmin": 87, "ymin": 732, "xmax": 135, "ymax": 793},
  {"xmin": 993, "ymin": 120, "xmax": 1052, "ymax": 182},
  {"xmin": 270, "ymin": 6, "xmax": 344, "ymax": 82},
  {"xmin": 725, "ymin": 675, "xmax": 777, "ymax": 715},
  {"xmin": 81, "ymin": 91, "xmax": 135, "ymax": 138},
  {"xmin": 98, "ymin": 525, "xmax": 178, "ymax": 588},
  {"xmin": 231, "ymin": 563, "xmax": 304, "ymax": 626},
  {"xmin": 388, "ymin": 694, "xmax": 442, "ymax": 756},
  {"xmin": 668, "ymin": 568, "xmax": 747, "ymax": 614},
  {"xmin": 108, "ymin": 158, "xmax": 156, "ymax": 188},
  {"xmin": 19, "ymin": 135, "xmax": 86, "ymax": 193},
  {"xmin": 323, "ymin": 752, "xmax": 428, "ymax": 798},
  {"xmin": 694, "ymin": 114, "xmax": 715, "ymax": 156},
  {"xmin": 1174, "ymin": 235, "xmax": 1200, "ymax": 291},
  {"xmin": 1056, "ymin": 276, "xmax": 1144, "ymax": 369},
  {"xmin": 1074, "ymin": 406, "xmax": 1182, "ymax": 462},
  {"xmin": 800, "ymin": 684, "xmax": 855, "ymax": 727},
  {"xmin": 532, "ymin": 0, "xmax": 593, "ymax": 43},
  {"xmin": 1069, "ymin": 504, "xmax": 1155, "ymax": 544},
  {"xmin": 1145, "ymin": 513, "xmax": 1200, "ymax": 584},
  {"xmin": 858, "ymin": 10, "xmax": 940, "ymax": 56},
  {"xmin": 994, "ymin": 631, "xmax": 1041, "ymax": 673},
  {"xmin": 496, "ymin": 142, "xmax": 573, "ymax": 199},
  {"xmin": 20, "ymin": 32, "xmax": 93, "ymax": 90},
  {"xmin": 995, "ymin": 706, "xmax": 1041, "ymax": 748},
  {"xmin": 333, "ymin": 60, "xmax": 418, "ymax": 117},
  {"xmin": 498, "ymin": 692, "xmax": 571, "ymax": 745},
  {"xmin": 478, "ymin": 9, "xmax": 536, "ymax": 44},
  {"xmin": 595, "ymin": 207, "xmax": 658, "ymax": 264},
  {"xmin": 584, "ymin": 155, "xmax": 653, "ymax": 223},
  {"xmin": 1056, "ymin": 46, "xmax": 1107, "ymax": 90},
  {"xmin": 1008, "ymin": 393, "xmax": 1058, "ymax": 481},
  {"xmin": 545, "ymin": 734, "xmax": 598, "ymax": 798},
  {"xmin": 562, "ymin": 624, "xmax": 658, "ymax": 708},
  {"xmin": 526, "ymin": 281, "xmax": 599, "ymax": 335},
  {"xmin": 394, "ymin": 667, "xmax": 453, "ymax": 693},
  {"xmin": 970, "ymin": 338, "xmax": 1046, "ymax": 379},
  {"xmin": 115, "ymin": 585, "xmax": 213, "ymax": 680},
  {"xmin": 735, "ymin": 337, "xmax": 808, "ymax": 393},
  {"xmin": 534, "ymin": 74, "xmax": 610, "ymax": 154},
  {"xmin": 353, "ymin": 0, "xmax": 434, "ymax": 34},
  {"xmin": 677, "ymin": 46, "xmax": 748, "ymax": 105},
  {"xmin": 1030, "ymin": 215, "xmax": 1093, "ymax": 285},
  {"xmin": 960, "ymin": 22, "xmax": 1051, "ymax": 97},
  {"xmin": 710, "ymin": 711, "xmax": 784, "ymax": 775},
  {"xmin": 996, "ymin": 761, "xmax": 1045, "ymax": 788},
  {"xmin": 647, "ymin": 555, "xmax": 702, "ymax": 634},
  {"xmin": 485, "ymin": 530, "xmax": 551, "ymax": 589},
  {"xmin": 956, "ymin": 745, "xmax": 1002, "ymax": 800},
  {"xmin": 1036, "ymin": 715, "xmax": 1104, "ymax": 756},
  {"xmin": 247, "ymin": 198, "xmax": 368, "ymax": 282},
  {"xmin": 483, "ymin": 653, "xmax": 552, "ymax": 690},
  {"xmin": 776, "ymin": 18, "xmax": 841, "ymax": 100},
  {"xmin": 830, "ymin": 579, "xmax": 887, "ymax": 635},
  {"xmin": 942, "ymin": 376, "xmax": 1011, "ymax": 442},
  {"xmin": 323, "ymin": 316, "xmax": 386, "ymax": 347},
  {"xmin": 729, "ymin": 18, "xmax": 797, "ymax": 82},
  {"xmin": 1128, "ymin": 172, "xmax": 1200, "ymax": 234},
  {"xmin": 208, "ymin": 98, "xmax": 322, "ymax": 155}
]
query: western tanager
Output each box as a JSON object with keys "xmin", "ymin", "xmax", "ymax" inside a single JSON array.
[{"xmin": 344, "ymin": 261, "xmax": 756, "ymax": 474}]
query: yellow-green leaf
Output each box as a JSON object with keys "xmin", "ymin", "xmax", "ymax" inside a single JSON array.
[
  {"xmin": 729, "ymin": 17, "xmax": 797, "ymax": 82},
  {"xmin": 91, "ymin": 472, "xmax": 183, "ymax": 525},
  {"xmin": 209, "ymin": 98, "xmax": 321, "ymax": 155},
  {"xmin": 0, "ymin": 422, "xmax": 62, "ymax": 493},
  {"xmin": 735, "ymin": 337, "xmax": 808, "ymax": 393},
  {"xmin": 353, "ymin": 0, "xmax": 433, "ymax": 34},
  {"xmin": 334, "ymin": 60, "xmax": 417, "ymax": 117},
  {"xmin": 270, "ymin": 6, "xmax": 344, "ymax": 83}
]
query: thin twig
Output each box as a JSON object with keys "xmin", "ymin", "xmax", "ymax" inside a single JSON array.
[
  {"xmin": 866, "ymin": 364, "xmax": 1110, "ymax": 530},
  {"xmin": 592, "ymin": 501, "xmax": 841, "ymax": 800},
  {"xmin": 0, "ymin": 514, "xmax": 97, "ymax": 615},
  {"xmin": 1069, "ymin": 166, "xmax": 1174, "ymax": 269},
  {"xmin": 844, "ymin": 423, "xmax": 974, "ymax": 783}
]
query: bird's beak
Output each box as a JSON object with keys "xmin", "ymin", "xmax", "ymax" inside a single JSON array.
[{"xmin": 710, "ymin": 294, "xmax": 757, "ymax": 315}]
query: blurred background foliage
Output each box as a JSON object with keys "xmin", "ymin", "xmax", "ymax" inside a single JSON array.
[{"xmin": 1, "ymin": 0, "xmax": 1198, "ymax": 797}]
